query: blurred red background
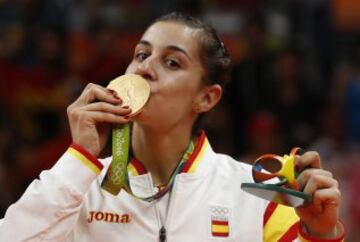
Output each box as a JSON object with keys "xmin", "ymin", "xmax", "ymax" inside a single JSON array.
[{"xmin": 0, "ymin": 0, "xmax": 359, "ymax": 240}]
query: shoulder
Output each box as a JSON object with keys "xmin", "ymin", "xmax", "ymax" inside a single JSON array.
[
  {"xmin": 216, "ymin": 153, "xmax": 252, "ymax": 171},
  {"xmin": 207, "ymin": 151, "xmax": 254, "ymax": 183}
]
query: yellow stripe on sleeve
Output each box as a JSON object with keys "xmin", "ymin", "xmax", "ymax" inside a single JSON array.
[
  {"xmin": 68, "ymin": 147, "xmax": 102, "ymax": 175},
  {"xmin": 263, "ymin": 204, "xmax": 299, "ymax": 242}
]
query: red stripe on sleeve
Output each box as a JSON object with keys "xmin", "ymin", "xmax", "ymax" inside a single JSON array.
[
  {"xmin": 278, "ymin": 222, "xmax": 299, "ymax": 242},
  {"xmin": 263, "ymin": 202, "xmax": 278, "ymax": 226},
  {"xmin": 70, "ymin": 143, "xmax": 103, "ymax": 170}
]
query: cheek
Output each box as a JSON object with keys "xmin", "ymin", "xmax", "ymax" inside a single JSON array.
[
  {"xmin": 152, "ymin": 90, "xmax": 187, "ymax": 110},
  {"xmin": 136, "ymin": 93, "xmax": 188, "ymax": 124},
  {"xmin": 157, "ymin": 84, "xmax": 197, "ymax": 114},
  {"xmin": 125, "ymin": 63, "xmax": 134, "ymax": 74},
  {"xmin": 135, "ymin": 77, "xmax": 201, "ymax": 125},
  {"xmin": 162, "ymin": 79, "xmax": 197, "ymax": 100}
]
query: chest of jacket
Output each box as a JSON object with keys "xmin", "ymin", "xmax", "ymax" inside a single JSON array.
[{"xmin": 71, "ymin": 163, "xmax": 266, "ymax": 242}]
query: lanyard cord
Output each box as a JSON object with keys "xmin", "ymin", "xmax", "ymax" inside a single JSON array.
[
  {"xmin": 151, "ymin": 181, "xmax": 172, "ymax": 242},
  {"xmin": 124, "ymin": 140, "xmax": 195, "ymax": 202}
]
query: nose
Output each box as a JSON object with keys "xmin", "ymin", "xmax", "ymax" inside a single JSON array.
[{"xmin": 134, "ymin": 57, "xmax": 157, "ymax": 82}]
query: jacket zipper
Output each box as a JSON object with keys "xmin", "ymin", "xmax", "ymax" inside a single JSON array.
[
  {"xmin": 153, "ymin": 178, "xmax": 178, "ymax": 242},
  {"xmin": 159, "ymin": 226, "xmax": 166, "ymax": 242}
]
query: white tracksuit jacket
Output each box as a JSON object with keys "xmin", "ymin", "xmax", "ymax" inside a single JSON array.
[{"xmin": 0, "ymin": 133, "xmax": 344, "ymax": 242}]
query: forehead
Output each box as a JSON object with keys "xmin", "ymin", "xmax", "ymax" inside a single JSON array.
[{"xmin": 141, "ymin": 21, "xmax": 201, "ymax": 57}]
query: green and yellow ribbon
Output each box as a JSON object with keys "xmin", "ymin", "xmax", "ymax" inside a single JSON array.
[{"xmin": 101, "ymin": 124, "xmax": 130, "ymax": 195}]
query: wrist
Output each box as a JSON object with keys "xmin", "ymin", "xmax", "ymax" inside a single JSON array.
[
  {"xmin": 71, "ymin": 143, "xmax": 102, "ymax": 164},
  {"xmin": 303, "ymin": 223, "xmax": 337, "ymax": 239},
  {"xmin": 72, "ymin": 140, "xmax": 100, "ymax": 157},
  {"xmin": 299, "ymin": 221, "xmax": 345, "ymax": 241}
]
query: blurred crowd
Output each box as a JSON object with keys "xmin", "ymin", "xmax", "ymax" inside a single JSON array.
[{"xmin": 0, "ymin": 0, "xmax": 360, "ymax": 240}]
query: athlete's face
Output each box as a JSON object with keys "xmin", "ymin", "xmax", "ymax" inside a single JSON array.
[{"xmin": 125, "ymin": 21, "xmax": 206, "ymax": 131}]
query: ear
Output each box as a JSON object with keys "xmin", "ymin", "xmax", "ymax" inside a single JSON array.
[{"xmin": 192, "ymin": 84, "xmax": 223, "ymax": 113}]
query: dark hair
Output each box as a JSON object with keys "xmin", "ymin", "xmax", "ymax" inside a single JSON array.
[{"xmin": 154, "ymin": 12, "xmax": 231, "ymax": 89}]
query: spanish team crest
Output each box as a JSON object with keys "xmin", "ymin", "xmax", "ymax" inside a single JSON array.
[{"xmin": 209, "ymin": 205, "xmax": 231, "ymax": 238}]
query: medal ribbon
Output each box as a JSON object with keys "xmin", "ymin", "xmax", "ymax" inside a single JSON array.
[
  {"xmin": 102, "ymin": 123, "xmax": 196, "ymax": 202},
  {"xmin": 101, "ymin": 124, "xmax": 130, "ymax": 195}
]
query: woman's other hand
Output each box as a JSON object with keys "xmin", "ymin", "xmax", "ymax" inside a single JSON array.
[
  {"xmin": 67, "ymin": 83, "xmax": 132, "ymax": 157},
  {"xmin": 295, "ymin": 151, "xmax": 341, "ymax": 238}
]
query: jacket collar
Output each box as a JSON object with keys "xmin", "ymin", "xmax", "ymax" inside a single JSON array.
[{"xmin": 127, "ymin": 131, "xmax": 209, "ymax": 177}]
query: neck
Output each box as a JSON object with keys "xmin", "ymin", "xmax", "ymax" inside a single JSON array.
[{"xmin": 131, "ymin": 123, "xmax": 193, "ymax": 186}]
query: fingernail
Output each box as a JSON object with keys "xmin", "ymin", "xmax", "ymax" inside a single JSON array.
[
  {"xmin": 107, "ymin": 89, "xmax": 116, "ymax": 94},
  {"xmin": 124, "ymin": 115, "xmax": 130, "ymax": 119},
  {"xmin": 122, "ymin": 105, "xmax": 129, "ymax": 109},
  {"xmin": 107, "ymin": 89, "xmax": 121, "ymax": 100}
]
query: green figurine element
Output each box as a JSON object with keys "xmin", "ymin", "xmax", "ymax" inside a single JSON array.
[{"xmin": 241, "ymin": 148, "xmax": 311, "ymax": 207}]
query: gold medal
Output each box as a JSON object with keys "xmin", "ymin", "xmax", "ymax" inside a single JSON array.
[{"xmin": 107, "ymin": 73, "xmax": 151, "ymax": 116}]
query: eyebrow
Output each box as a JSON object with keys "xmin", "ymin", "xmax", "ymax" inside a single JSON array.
[{"xmin": 138, "ymin": 40, "xmax": 192, "ymax": 61}]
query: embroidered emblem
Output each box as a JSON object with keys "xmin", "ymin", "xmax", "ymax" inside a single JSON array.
[
  {"xmin": 87, "ymin": 211, "xmax": 131, "ymax": 224},
  {"xmin": 209, "ymin": 205, "xmax": 230, "ymax": 238}
]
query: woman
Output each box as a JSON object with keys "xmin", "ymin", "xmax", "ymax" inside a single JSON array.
[{"xmin": 0, "ymin": 13, "xmax": 343, "ymax": 241}]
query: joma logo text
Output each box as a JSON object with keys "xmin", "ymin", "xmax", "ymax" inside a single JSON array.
[{"xmin": 87, "ymin": 211, "xmax": 131, "ymax": 224}]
